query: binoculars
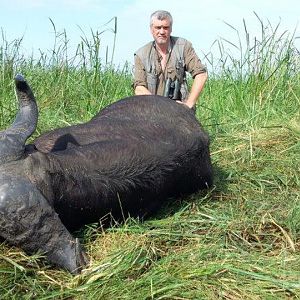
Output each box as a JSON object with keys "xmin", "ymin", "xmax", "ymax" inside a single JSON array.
[{"xmin": 163, "ymin": 78, "xmax": 181, "ymax": 100}]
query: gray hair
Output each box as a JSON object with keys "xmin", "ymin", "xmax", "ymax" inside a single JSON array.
[{"xmin": 150, "ymin": 10, "xmax": 173, "ymax": 27}]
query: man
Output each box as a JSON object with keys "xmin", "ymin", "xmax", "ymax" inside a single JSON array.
[{"xmin": 133, "ymin": 10, "xmax": 208, "ymax": 109}]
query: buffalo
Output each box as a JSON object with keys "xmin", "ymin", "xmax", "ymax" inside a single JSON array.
[{"xmin": 0, "ymin": 75, "xmax": 213, "ymax": 273}]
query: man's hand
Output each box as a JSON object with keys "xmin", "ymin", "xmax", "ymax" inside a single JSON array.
[
  {"xmin": 135, "ymin": 85, "xmax": 152, "ymax": 95},
  {"xmin": 176, "ymin": 100, "xmax": 193, "ymax": 109}
]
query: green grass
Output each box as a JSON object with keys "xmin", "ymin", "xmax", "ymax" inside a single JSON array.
[{"xmin": 0, "ymin": 16, "xmax": 300, "ymax": 299}]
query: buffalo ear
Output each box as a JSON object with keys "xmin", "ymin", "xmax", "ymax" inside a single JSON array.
[{"xmin": 0, "ymin": 74, "xmax": 38, "ymax": 164}]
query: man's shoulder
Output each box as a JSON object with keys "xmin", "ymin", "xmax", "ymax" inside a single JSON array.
[
  {"xmin": 135, "ymin": 41, "xmax": 153, "ymax": 56},
  {"xmin": 171, "ymin": 36, "xmax": 192, "ymax": 47}
]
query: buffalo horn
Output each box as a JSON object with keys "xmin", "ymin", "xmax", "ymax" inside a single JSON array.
[{"xmin": 0, "ymin": 74, "xmax": 38, "ymax": 164}]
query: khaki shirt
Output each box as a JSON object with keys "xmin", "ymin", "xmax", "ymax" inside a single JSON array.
[{"xmin": 134, "ymin": 36, "xmax": 207, "ymax": 99}]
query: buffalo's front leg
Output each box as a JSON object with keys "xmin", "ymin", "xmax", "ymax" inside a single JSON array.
[{"xmin": 0, "ymin": 175, "xmax": 88, "ymax": 273}]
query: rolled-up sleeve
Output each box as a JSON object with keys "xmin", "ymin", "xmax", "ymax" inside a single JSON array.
[
  {"xmin": 133, "ymin": 54, "xmax": 147, "ymax": 89},
  {"xmin": 184, "ymin": 42, "xmax": 207, "ymax": 78}
]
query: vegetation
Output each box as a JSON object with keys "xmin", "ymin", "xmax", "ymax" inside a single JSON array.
[{"xmin": 0, "ymin": 16, "xmax": 299, "ymax": 299}]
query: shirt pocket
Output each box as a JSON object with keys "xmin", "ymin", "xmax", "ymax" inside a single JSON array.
[
  {"xmin": 166, "ymin": 66, "xmax": 177, "ymax": 81},
  {"xmin": 146, "ymin": 72, "xmax": 158, "ymax": 94}
]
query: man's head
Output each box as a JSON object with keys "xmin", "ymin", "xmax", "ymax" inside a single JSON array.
[{"xmin": 150, "ymin": 10, "xmax": 173, "ymax": 47}]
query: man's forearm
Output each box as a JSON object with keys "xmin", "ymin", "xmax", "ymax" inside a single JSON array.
[{"xmin": 184, "ymin": 72, "xmax": 208, "ymax": 108}]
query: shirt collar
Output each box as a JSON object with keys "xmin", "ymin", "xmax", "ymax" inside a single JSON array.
[{"xmin": 153, "ymin": 36, "xmax": 173, "ymax": 53}]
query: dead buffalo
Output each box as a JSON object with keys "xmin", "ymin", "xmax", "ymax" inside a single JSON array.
[{"xmin": 0, "ymin": 75, "xmax": 213, "ymax": 273}]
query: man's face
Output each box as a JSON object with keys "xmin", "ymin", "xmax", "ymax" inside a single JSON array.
[{"xmin": 150, "ymin": 18, "xmax": 172, "ymax": 46}]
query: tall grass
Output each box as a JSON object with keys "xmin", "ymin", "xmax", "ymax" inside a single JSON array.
[
  {"xmin": 0, "ymin": 15, "xmax": 300, "ymax": 299},
  {"xmin": 201, "ymin": 13, "xmax": 300, "ymax": 134},
  {"xmin": 0, "ymin": 16, "xmax": 130, "ymax": 133}
]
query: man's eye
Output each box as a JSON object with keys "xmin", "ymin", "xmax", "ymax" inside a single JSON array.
[{"xmin": 155, "ymin": 26, "xmax": 169, "ymax": 30}]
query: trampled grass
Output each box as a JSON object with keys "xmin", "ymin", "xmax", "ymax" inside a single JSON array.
[{"xmin": 0, "ymin": 16, "xmax": 299, "ymax": 299}]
